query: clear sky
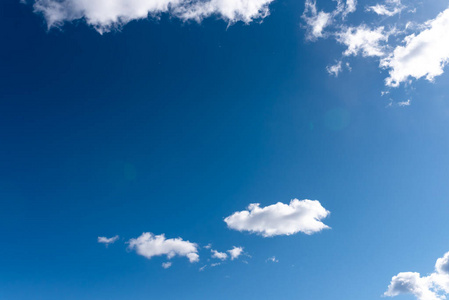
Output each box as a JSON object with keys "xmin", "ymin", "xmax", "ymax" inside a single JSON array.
[{"xmin": 1, "ymin": 0, "xmax": 449, "ymax": 299}]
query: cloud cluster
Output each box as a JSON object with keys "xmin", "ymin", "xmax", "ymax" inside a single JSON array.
[
  {"xmin": 128, "ymin": 232, "xmax": 199, "ymax": 263},
  {"xmin": 303, "ymin": 1, "xmax": 449, "ymax": 90},
  {"xmin": 224, "ymin": 199, "xmax": 330, "ymax": 237},
  {"xmin": 32, "ymin": 0, "xmax": 275, "ymax": 33},
  {"xmin": 98, "ymin": 235, "xmax": 119, "ymax": 246},
  {"xmin": 385, "ymin": 251, "xmax": 449, "ymax": 300}
]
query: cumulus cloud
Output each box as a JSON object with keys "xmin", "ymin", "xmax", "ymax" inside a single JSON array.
[
  {"xmin": 128, "ymin": 232, "xmax": 199, "ymax": 263},
  {"xmin": 211, "ymin": 249, "xmax": 228, "ymax": 260},
  {"xmin": 224, "ymin": 199, "xmax": 330, "ymax": 237},
  {"xmin": 228, "ymin": 246, "xmax": 244, "ymax": 260},
  {"xmin": 32, "ymin": 0, "xmax": 276, "ymax": 33},
  {"xmin": 162, "ymin": 262, "xmax": 172, "ymax": 269},
  {"xmin": 367, "ymin": 0, "xmax": 404, "ymax": 17},
  {"xmin": 381, "ymin": 8, "xmax": 449, "ymax": 87},
  {"xmin": 385, "ymin": 251, "xmax": 449, "ymax": 300},
  {"xmin": 337, "ymin": 25, "xmax": 390, "ymax": 57},
  {"xmin": 98, "ymin": 235, "xmax": 119, "ymax": 246}
]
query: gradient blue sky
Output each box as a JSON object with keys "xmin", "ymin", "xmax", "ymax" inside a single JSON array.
[{"xmin": 1, "ymin": 0, "xmax": 449, "ymax": 299}]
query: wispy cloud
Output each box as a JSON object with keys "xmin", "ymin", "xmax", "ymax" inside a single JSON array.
[
  {"xmin": 367, "ymin": 0, "xmax": 405, "ymax": 17},
  {"xmin": 224, "ymin": 199, "xmax": 330, "ymax": 237},
  {"xmin": 98, "ymin": 235, "xmax": 119, "ymax": 246},
  {"xmin": 266, "ymin": 256, "xmax": 278, "ymax": 263}
]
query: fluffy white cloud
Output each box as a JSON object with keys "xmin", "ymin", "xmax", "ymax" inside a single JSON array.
[
  {"xmin": 162, "ymin": 262, "xmax": 172, "ymax": 269},
  {"xmin": 367, "ymin": 0, "xmax": 404, "ymax": 17},
  {"xmin": 224, "ymin": 199, "xmax": 330, "ymax": 237},
  {"xmin": 128, "ymin": 232, "xmax": 199, "ymax": 263},
  {"xmin": 98, "ymin": 235, "xmax": 119, "ymax": 246},
  {"xmin": 227, "ymin": 246, "xmax": 244, "ymax": 260},
  {"xmin": 385, "ymin": 251, "xmax": 449, "ymax": 300},
  {"xmin": 32, "ymin": 0, "xmax": 275, "ymax": 33},
  {"xmin": 337, "ymin": 25, "xmax": 389, "ymax": 57},
  {"xmin": 381, "ymin": 8, "xmax": 449, "ymax": 87},
  {"xmin": 211, "ymin": 249, "xmax": 228, "ymax": 260}
]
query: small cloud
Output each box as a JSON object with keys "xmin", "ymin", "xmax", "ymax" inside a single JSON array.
[
  {"xmin": 162, "ymin": 262, "xmax": 172, "ymax": 269},
  {"xmin": 128, "ymin": 232, "xmax": 199, "ymax": 263},
  {"xmin": 327, "ymin": 61, "xmax": 343, "ymax": 77},
  {"xmin": 267, "ymin": 256, "xmax": 279, "ymax": 263},
  {"xmin": 228, "ymin": 246, "xmax": 244, "ymax": 260},
  {"xmin": 398, "ymin": 99, "xmax": 411, "ymax": 106},
  {"xmin": 211, "ymin": 262, "xmax": 222, "ymax": 267},
  {"xmin": 199, "ymin": 265, "xmax": 207, "ymax": 272},
  {"xmin": 225, "ymin": 199, "xmax": 330, "ymax": 237},
  {"xmin": 98, "ymin": 235, "xmax": 119, "ymax": 247},
  {"xmin": 211, "ymin": 249, "xmax": 228, "ymax": 261},
  {"xmin": 204, "ymin": 244, "xmax": 212, "ymax": 249}
]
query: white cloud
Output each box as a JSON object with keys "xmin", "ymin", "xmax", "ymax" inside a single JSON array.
[
  {"xmin": 337, "ymin": 25, "xmax": 389, "ymax": 57},
  {"xmin": 385, "ymin": 251, "xmax": 449, "ymax": 300},
  {"xmin": 32, "ymin": 0, "xmax": 276, "ymax": 33},
  {"xmin": 327, "ymin": 61, "xmax": 342, "ymax": 77},
  {"xmin": 344, "ymin": 0, "xmax": 357, "ymax": 16},
  {"xmin": 211, "ymin": 249, "xmax": 228, "ymax": 260},
  {"xmin": 128, "ymin": 232, "xmax": 199, "ymax": 263},
  {"xmin": 98, "ymin": 235, "xmax": 119, "ymax": 246},
  {"xmin": 228, "ymin": 246, "xmax": 244, "ymax": 260},
  {"xmin": 224, "ymin": 199, "xmax": 330, "ymax": 237},
  {"xmin": 367, "ymin": 0, "xmax": 404, "ymax": 17},
  {"xmin": 267, "ymin": 256, "xmax": 278, "ymax": 263},
  {"xmin": 381, "ymin": 8, "xmax": 449, "ymax": 87},
  {"xmin": 398, "ymin": 99, "xmax": 411, "ymax": 106},
  {"xmin": 162, "ymin": 262, "xmax": 172, "ymax": 269},
  {"xmin": 302, "ymin": 0, "xmax": 357, "ymax": 40}
]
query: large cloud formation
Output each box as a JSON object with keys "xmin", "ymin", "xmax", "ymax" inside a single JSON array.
[
  {"xmin": 128, "ymin": 232, "xmax": 199, "ymax": 263},
  {"xmin": 385, "ymin": 251, "xmax": 449, "ymax": 300},
  {"xmin": 32, "ymin": 0, "xmax": 276, "ymax": 33},
  {"xmin": 224, "ymin": 199, "xmax": 330, "ymax": 237}
]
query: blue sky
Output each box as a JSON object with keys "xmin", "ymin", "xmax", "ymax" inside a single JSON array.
[{"xmin": 1, "ymin": 0, "xmax": 449, "ymax": 299}]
